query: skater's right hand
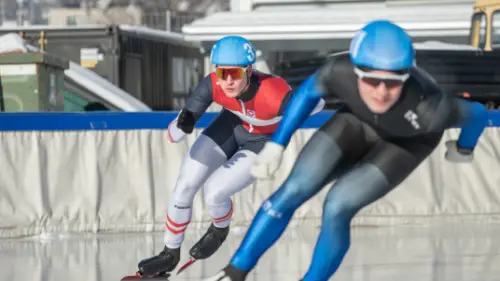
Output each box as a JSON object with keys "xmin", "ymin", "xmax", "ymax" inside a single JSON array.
[
  {"xmin": 167, "ymin": 119, "xmax": 187, "ymax": 143},
  {"xmin": 168, "ymin": 109, "xmax": 197, "ymax": 143},
  {"xmin": 251, "ymin": 141, "xmax": 285, "ymax": 179},
  {"xmin": 444, "ymin": 140, "xmax": 474, "ymax": 163}
]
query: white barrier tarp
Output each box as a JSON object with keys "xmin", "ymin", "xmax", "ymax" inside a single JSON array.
[{"xmin": 0, "ymin": 128, "xmax": 500, "ymax": 238}]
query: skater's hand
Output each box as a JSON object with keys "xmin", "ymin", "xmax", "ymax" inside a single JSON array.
[
  {"xmin": 167, "ymin": 119, "xmax": 187, "ymax": 143},
  {"xmin": 444, "ymin": 140, "xmax": 473, "ymax": 163},
  {"xmin": 176, "ymin": 109, "xmax": 196, "ymax": 134},
  {"xmin": 251, "ymin": 141, "xmax": 285, "ymax": 179}
]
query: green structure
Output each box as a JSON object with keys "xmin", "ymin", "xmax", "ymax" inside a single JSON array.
[
  {"xmin": 0, "ymin": 52, "xmax": 68, "ymax": 112},
  {"xmin": 63, "ymin": 91, "xmax": 90, "ymax": 111}
]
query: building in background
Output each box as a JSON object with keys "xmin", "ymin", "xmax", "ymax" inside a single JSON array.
[
  {"xmin": 182, "ymin": 0, "xmax": 476, "ymax": 75},
  {"xmin": 0, "ymin": 0, "xmax": 218, "ymax": 111},
  {"xmin": 0, "ymin": 0, "xmax": 230, "ymax": 31}
]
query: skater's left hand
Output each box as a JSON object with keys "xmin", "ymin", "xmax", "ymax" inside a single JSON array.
[
  {"xmin": 251, "ymin": 141, "xmax": 285, "ymax": 179},
  {"xmin": 444, "ymin": 140, "xmax": 474, "ymax": 163}
]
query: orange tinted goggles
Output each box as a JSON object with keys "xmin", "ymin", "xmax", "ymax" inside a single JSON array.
[{"xmin": 215, "ymin": 67, "xmax": 247, "ymax": 80}]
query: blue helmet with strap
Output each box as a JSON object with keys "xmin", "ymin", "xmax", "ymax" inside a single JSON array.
[
  {"xmin": 210, "ymin": 35, "xmax": 257, "ymax": 66},
  {"xmin": 349, "ymin": 20, "xmax": 414, "ymax": 71}
]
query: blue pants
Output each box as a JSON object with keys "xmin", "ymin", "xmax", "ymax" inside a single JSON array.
[{"xmin": 229, "ymin": 111, "xmax": 444, "ymax": 281}]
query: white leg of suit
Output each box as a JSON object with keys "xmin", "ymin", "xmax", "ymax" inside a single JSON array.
[
  {"xmin": 164, "ymin": 134, "xmax": 227, "ymax": 249},
  {"xmin": 203, "ymin": 149, "xmax": 258, "ymax": 228}
]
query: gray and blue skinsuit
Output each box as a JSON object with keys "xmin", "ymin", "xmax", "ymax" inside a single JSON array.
[{"xmin": 226, "ymin": 52, "xmax": 489, "ymax": 281}]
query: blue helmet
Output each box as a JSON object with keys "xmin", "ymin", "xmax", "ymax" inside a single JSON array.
[
  {"xmin": 349, "ymin": 20, "xmax": 414, "ymax": 71},
  {"xmin": 210, "ymin": 35, "xmax": 257, "ymax": 66}
]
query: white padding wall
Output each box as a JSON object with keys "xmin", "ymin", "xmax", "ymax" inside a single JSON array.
[{"xmin": 0, "ymin": 128, "xmax": 500, "ymax": 238}]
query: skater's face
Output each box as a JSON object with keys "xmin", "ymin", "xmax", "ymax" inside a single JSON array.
[
  {"xmin": 355, "ymin": 67, "xmax": 409, "ymax": 114},
  {"xmin": 216, "ymin": 65, "xmax": 251, "ymax": 98}
]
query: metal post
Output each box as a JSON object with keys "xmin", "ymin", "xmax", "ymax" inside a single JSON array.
[
  {"xmin": 85, "ymin": 0, "xmax": 90, "ymax": 17},
  {"xmin": 165, "ymin": 9, "xmax": 171, "ymax": 31},
  {"xmin": 28, "ymin": 0, "xmax": 34, "ymax": 24},
  {"xmin": 0, "ymin": 0, "xmax": 4, "ymax": 25}
]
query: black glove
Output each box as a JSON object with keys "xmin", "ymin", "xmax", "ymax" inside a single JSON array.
[{"xmin": 176, "ymin": 109, "xmax": 196, "ymax": 134}]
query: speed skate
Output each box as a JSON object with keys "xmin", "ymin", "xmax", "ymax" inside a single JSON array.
[{"xmin": 120, "ymin": 272, "xmax": 171, "ymax": 281}]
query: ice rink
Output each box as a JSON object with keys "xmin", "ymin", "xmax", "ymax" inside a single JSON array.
[{"xmin": 1, "ymin": 223, "xmax": 499, "ymax": 281}]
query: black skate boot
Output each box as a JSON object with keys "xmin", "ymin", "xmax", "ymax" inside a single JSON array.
[
  {"xmin": 137, "ymin": 246, "xmax": 180, "ymax": 277},
  {"xmin": 189, "ymin": 223, "xmax": 230, "ymax": 260},
  {"xmin": 203, "ymin": 264, "xmax": 248, "ymax": 281},
  {"xmin": 176, "ymin": 224, "xmax": 231, "ymax": 275}
]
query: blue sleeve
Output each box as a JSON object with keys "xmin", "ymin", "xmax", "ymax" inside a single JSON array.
[
  {"xmin": 454, "ymin": 99, "xmax": 488, "ymax": 150},
  {"xmin": 270, "ymin": 72, "xmax": 326, "ymax": 147}
]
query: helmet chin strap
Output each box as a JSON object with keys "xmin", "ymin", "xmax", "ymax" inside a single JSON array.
[{"xmin": 239, "ymin": 66, "xmax": 252, "ymax": 94}]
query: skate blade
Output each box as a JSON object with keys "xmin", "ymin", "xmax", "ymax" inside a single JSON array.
[
  {"xmin": 121, "ymin": 272, "xmax": 171, "ymax": 280},
  {"xmin": 176, "ymin": 256, "xmax": 197, "ymax": 275}
]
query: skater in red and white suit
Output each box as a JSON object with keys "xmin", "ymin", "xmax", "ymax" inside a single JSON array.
[{"xmin": 136, "ymin": 35, "xmax": 325, "ymax": 277}]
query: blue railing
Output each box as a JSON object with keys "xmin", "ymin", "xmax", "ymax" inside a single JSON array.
[{"xmin": 0, "ymin": 110, "xmax": 499, "ymax": 131}]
